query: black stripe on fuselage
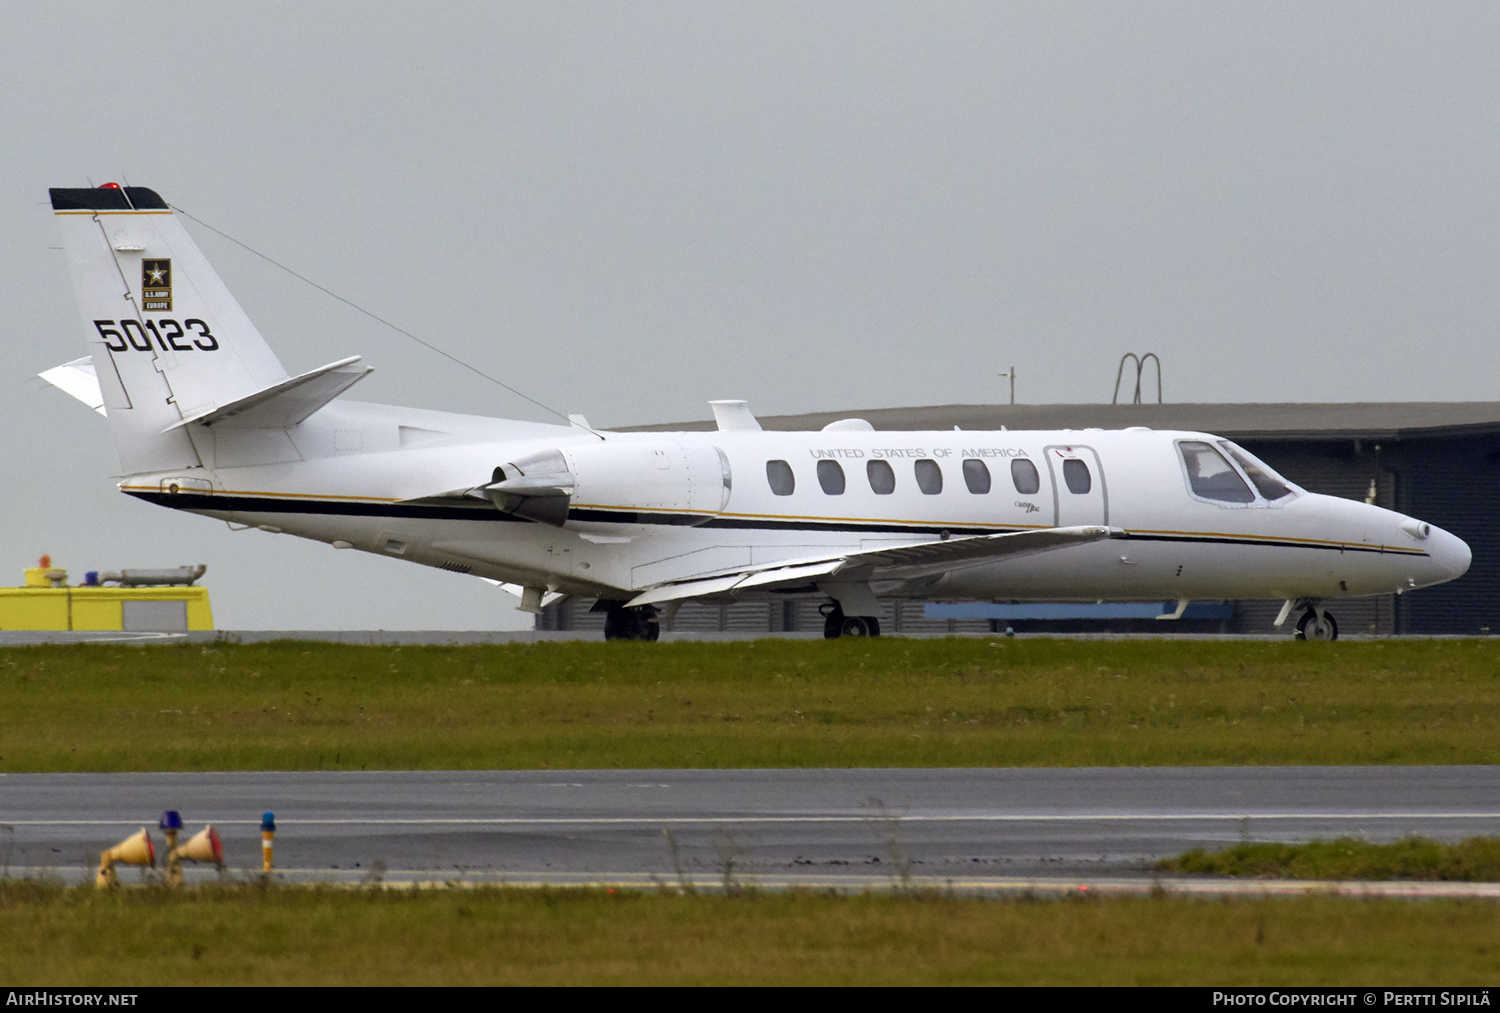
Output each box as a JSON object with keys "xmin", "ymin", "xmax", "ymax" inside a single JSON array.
[
  {"xmin": 127, "ymin": 490, "xmax": 523, "ymax": 522},
  {"xmin": 126, "ymin": 492, "xmax": 1428, "ymax": 556},
  {"xmin": 128, "ymin": 491, "xmax": 1002, "ymax": 535}
]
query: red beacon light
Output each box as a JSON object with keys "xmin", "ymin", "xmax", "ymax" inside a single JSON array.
[{"xmin": 100, "ymin": 182, "xmax": 121, "ymax": 189}]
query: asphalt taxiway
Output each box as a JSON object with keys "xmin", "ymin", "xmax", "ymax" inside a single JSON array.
[{"xmin": 3, "ymin": 767, "xmax": 1497, "ymax": 893}]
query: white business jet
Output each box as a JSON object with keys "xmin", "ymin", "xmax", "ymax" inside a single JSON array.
[{"xmin": 41, "ymin": 185, "xmax": 1470, "ymax": 640}]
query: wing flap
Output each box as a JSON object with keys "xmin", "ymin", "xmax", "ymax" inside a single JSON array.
[
  {"xmin": 628, "ymin": 573, "xmax": 749, "ymax": 607},
  {"xmin": 628, "ymin": 560, "xmax": 843, "ymax": 607},
  {"xmin": 625, "ymin": 525, "xmax": 1120, "ymax": 607},
  {"xmin": 840, "ymin": 525, "xmax": 1119, "ymax": 580}
]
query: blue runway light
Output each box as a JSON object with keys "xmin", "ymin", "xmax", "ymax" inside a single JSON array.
[{"xmin": 159, "ymin": 809, "xmax": 183, "ymax": 831}]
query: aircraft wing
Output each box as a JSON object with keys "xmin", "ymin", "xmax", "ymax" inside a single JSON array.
[{"xmin": 625, "ymin": 525, "xmax": 1122, "ymax": 608}]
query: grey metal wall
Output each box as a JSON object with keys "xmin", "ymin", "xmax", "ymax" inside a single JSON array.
[{"xmin": 1394, "ymin": 438, "xmax": 1500, "ymax": 634}]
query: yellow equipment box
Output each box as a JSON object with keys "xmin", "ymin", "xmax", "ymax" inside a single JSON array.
[{"xmin": 0, "ymin": 562, "xmax": 213, "ymax": 632}]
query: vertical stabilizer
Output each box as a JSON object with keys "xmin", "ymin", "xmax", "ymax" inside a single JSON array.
[{"xmin": 50, "ymin": 184, "xmax": 291, "ymax": 474}]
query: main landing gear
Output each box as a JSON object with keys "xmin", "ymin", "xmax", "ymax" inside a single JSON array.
[
  {"xmin": 820, "ymin": 602, "xmax": 882, "ymax": 639},
  {"xmin": 603, "ymin": 603, "xmax": 660, "ymax": 642},
  {"xmin": 1294, "ymin": 607, "xmax": 1339, "ymax": 641}
]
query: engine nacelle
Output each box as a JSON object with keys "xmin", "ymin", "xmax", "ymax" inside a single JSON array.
[{"xmin": 486, "ymin": 442, "xmax": 731, "ymax": 528}]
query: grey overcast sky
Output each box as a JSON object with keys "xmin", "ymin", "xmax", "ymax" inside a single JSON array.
[{"xmin": 3, "ymin": 2, "xmax": 1498, "ymax": 629}]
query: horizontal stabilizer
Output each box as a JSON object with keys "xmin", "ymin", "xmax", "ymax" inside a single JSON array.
[
  {"xmin": 38, "ymin": 357, "xmax": 106, "ymax": 416},
  {"xmin": 163, "ymin": 356, "xmax": 371, "ymax": 431},
  {"xmin": 626, "ymin": 525, "xmax": 1121, "ymax": 607}
]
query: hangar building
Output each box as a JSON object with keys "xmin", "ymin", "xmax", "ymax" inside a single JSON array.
[{"xmin": 536, "ymin": 403, "xmax": 1500, "ymax": 636}]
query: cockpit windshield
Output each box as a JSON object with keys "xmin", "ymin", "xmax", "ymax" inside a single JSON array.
[
  {"xmin": 1179, "ymin": 441, "xmax": 1254, "ymax": 503},
  {"xmin": 1219, "ymin": 442, "xmax": 1297, "ymax": 501}
]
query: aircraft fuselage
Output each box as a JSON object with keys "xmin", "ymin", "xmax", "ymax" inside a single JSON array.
[{"xmin": 118, "ymin": 399, "xmax": 1469, "ymax": 610}]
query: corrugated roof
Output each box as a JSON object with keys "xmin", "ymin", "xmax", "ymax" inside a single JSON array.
[{"xmin": 626, "ymin": 402, "xmax": 1500, "ymax": 441}]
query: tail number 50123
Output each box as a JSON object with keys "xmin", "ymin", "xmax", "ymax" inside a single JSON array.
[{"xmin": 93, "ymin": 319, "xmax": 219, "ymax": 353}]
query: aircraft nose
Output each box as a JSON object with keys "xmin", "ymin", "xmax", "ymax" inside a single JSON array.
[
  {"xmin": 1430, "ymin": 526, "xmax": 1472, "ymax": 583},
  {"xmin": 1403, "ymin": 519, "xmax": 1471, "ymax": 587}
]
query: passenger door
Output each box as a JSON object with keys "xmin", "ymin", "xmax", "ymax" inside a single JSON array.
[{"xmin": 1044, "ymin": 444, "xmax": 1107, "ymax": 527}]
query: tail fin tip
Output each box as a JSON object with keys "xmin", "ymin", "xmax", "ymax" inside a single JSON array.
[{"xmin": 50, "ymin": 186, "xmax": 168, "ymax": 212}]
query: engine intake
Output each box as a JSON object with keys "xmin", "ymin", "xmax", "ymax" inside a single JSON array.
[{"xmin": 484, "ymin": 449, "xmax": 575, "ymax": 527}]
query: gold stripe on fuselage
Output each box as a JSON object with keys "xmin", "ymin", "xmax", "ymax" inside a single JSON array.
[
  {"xmin": 121, "ymin": 484, "xmax": 402, "ymax": 503},
  {"xmin": 1127, "ymin": 526, "xmax": 1428, "ymax": 556}
]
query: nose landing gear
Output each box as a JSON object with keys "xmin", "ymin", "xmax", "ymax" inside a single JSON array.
[{"xmin": 1294, "ymin": 608, "xmax": 1339, "ymax": 641}]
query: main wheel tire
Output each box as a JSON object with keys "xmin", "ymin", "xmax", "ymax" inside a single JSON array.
[
  {"xmin": 604, "ymin": 606, "xmax": 659, "ymax": 641},
  {"xmin": 1294, "ymin": 609, "xmax": 1339, "ymax": 641},
  {"xmin": 839, "ymin": 616, "xmax": 872, "ymax": 637},
  {"xmin": 603, "ymin": 608, "xmax": 629, "ymax": 641},
  {"xmin": 866, "ymin": 617, "xmax": 882, "ymax": 637},
  {"xmin": 822, "ymin": 603, "xmax": 846, "ymax": 639}
]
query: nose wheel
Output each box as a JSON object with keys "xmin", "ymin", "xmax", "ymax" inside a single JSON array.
[{"xmin": 1295, "ymin": 608, "xmax": 1339, "ymax": 641}]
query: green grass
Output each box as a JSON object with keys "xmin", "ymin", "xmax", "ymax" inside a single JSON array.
[
  {"xmin": 1158, "ymin": 837, "xmax": 1500, "ymax": 881},
  {"xmin": 1, "ymin": 882, "xmax": 1496, "ymax": 985},
  {"xmin": 2, "ymin": 638, "xmax": 1499, "ymax": 771}
]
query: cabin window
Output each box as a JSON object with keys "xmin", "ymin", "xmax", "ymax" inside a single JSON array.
[
  {"xmin": 817, "ymin": 460, "xmax": 846, "ymax": 495},
  {"xmin": 914, "ymin": 459, "xmax": 943, "ymax": 495},
  {"xmin": 867, "ymin": 460, "xmax": 896, "ymax": 495},
  {"xmin": 1062, "ymin": 459, "xmax": 1091, "ymax": 494},
  {"xmin": 961, "ymin": 459, "xmax": 991, "ymax": 494},
  {"xmin": 766, "ymin": 460, "xmax": 795, "ymax": 496},
  {"xmin": 1220, "ymin": 442, "xmax": 1294, "ymax": 501},
  {"xmin": 1179, "ymin": 441, "xmax": 1254, "ymax": 503},
  {"xmin": 1010, "ymin": 459, "xmax": 1041, "ymax": 495}
]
